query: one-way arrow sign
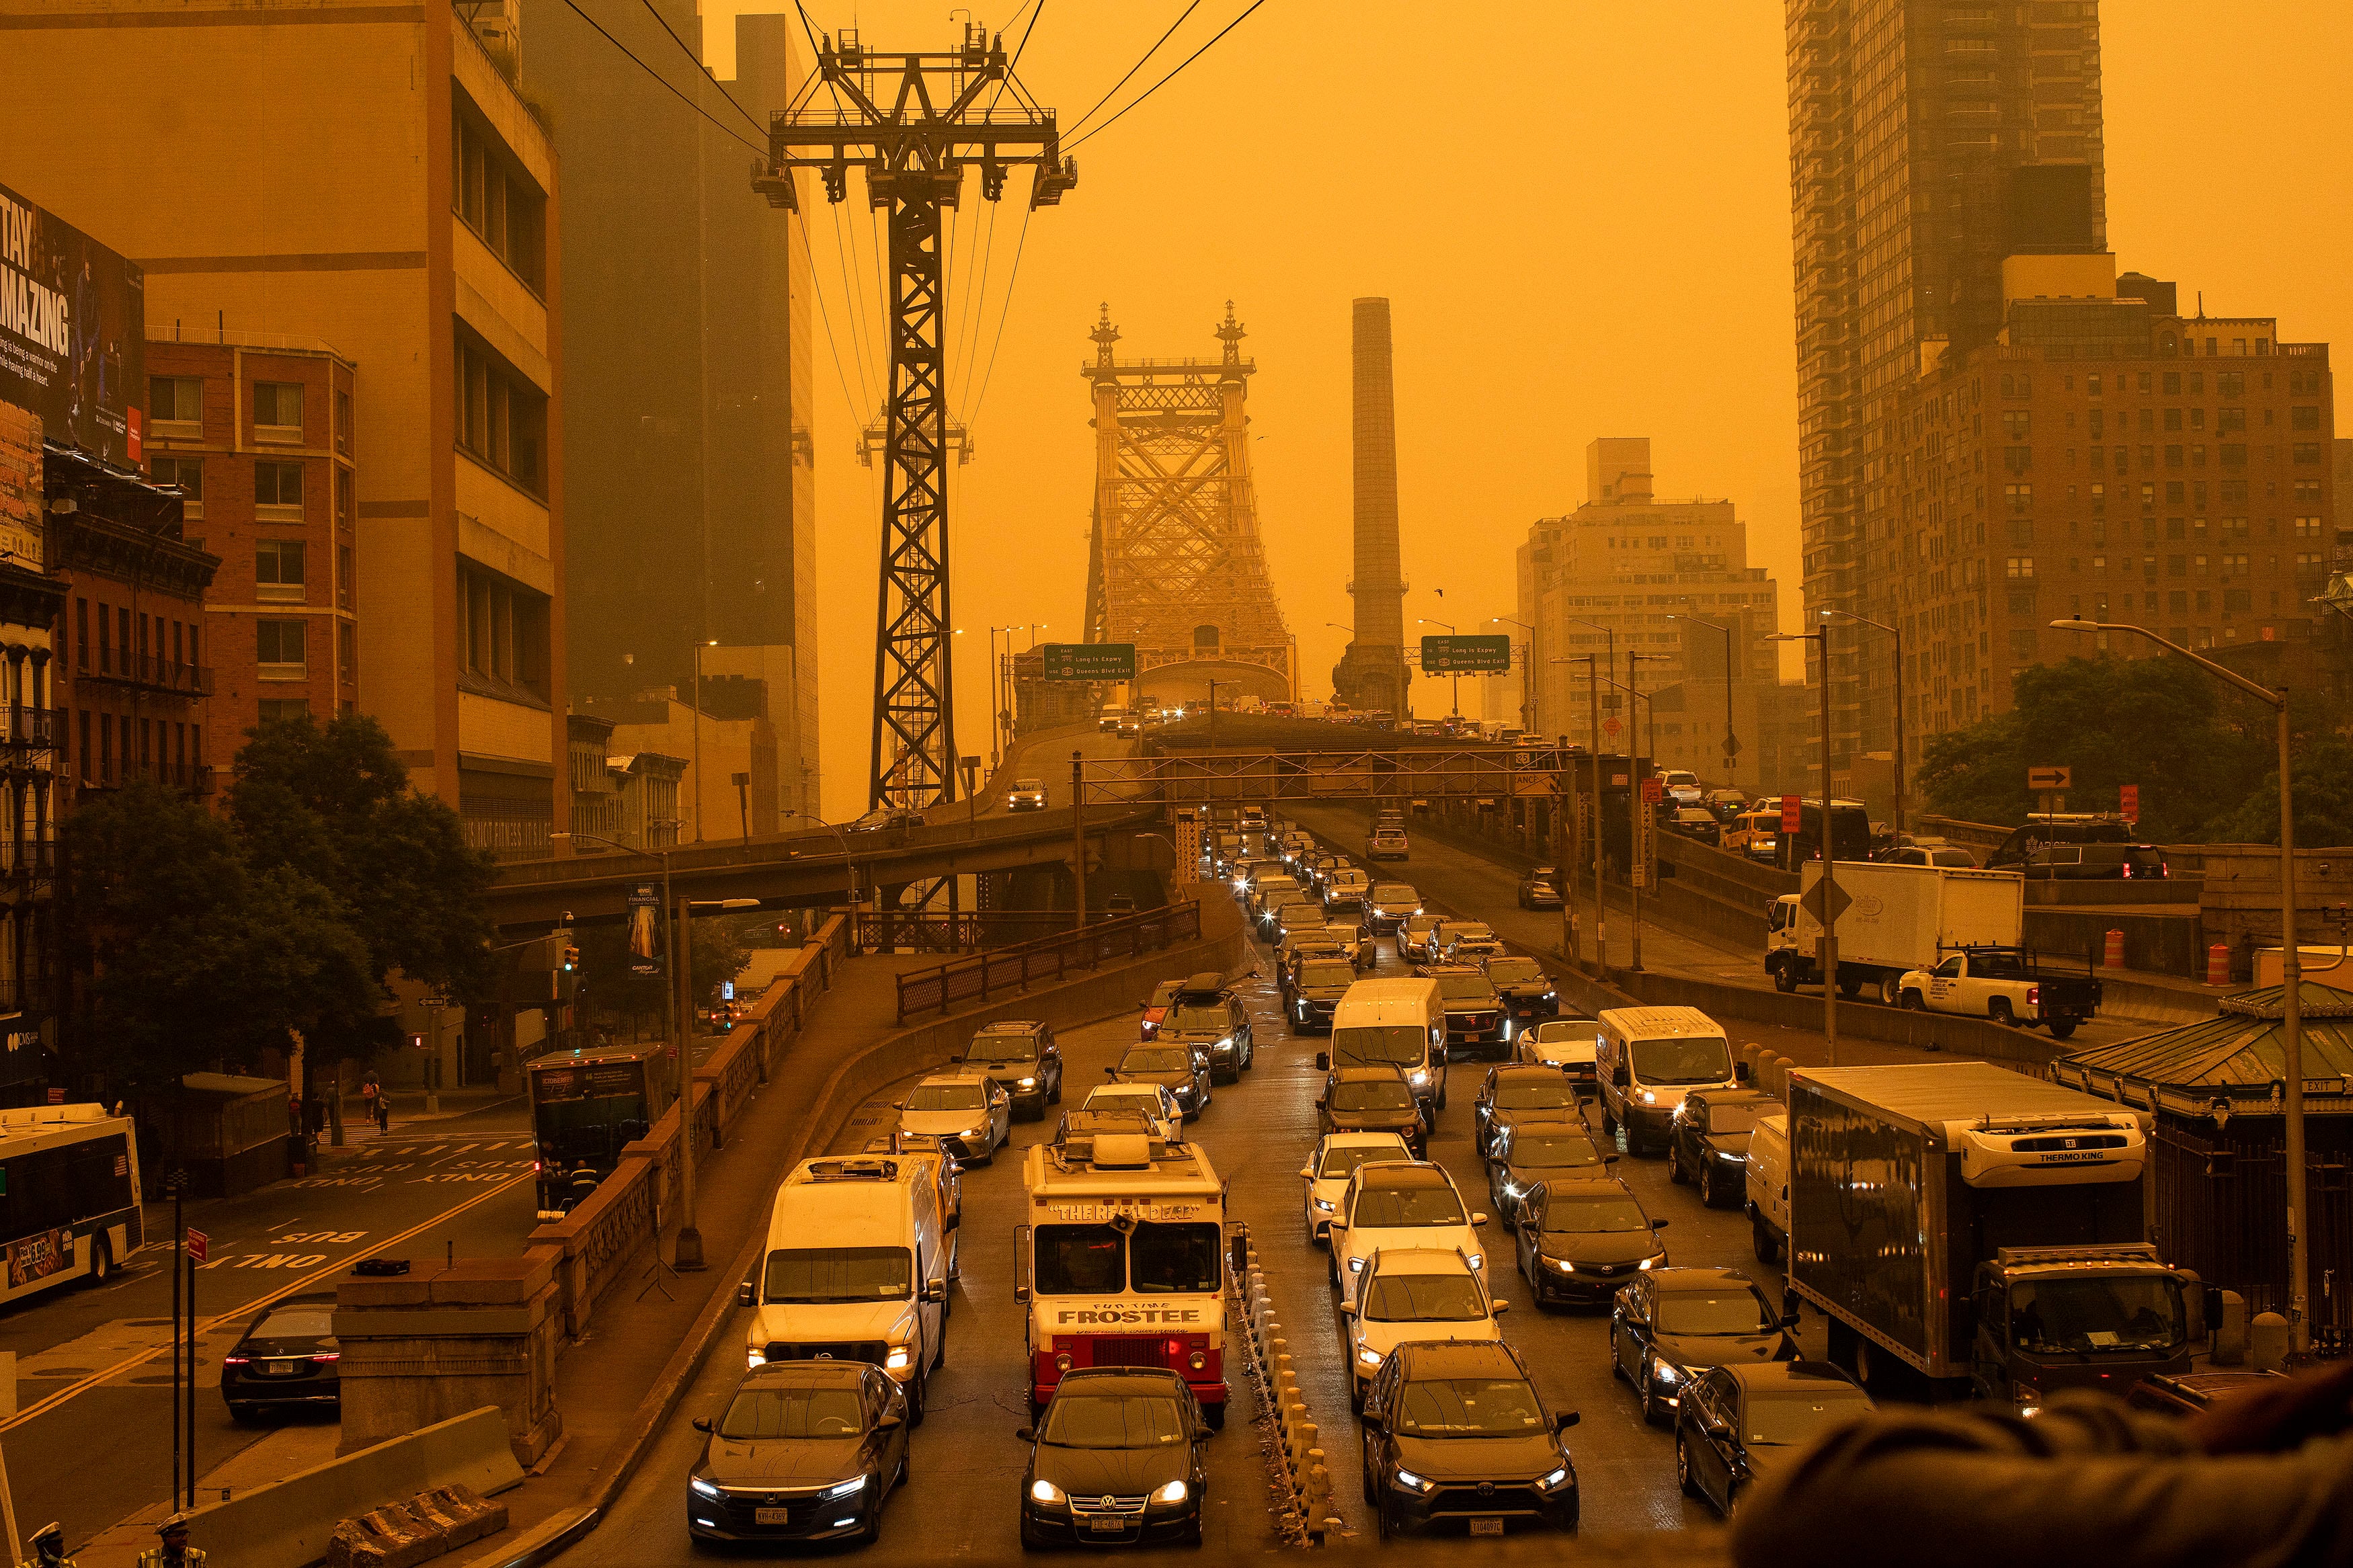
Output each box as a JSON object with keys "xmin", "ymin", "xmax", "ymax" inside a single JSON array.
[{"xmin": 1800, "ymin": 876, "xmax": 1852, "ymax": 927}]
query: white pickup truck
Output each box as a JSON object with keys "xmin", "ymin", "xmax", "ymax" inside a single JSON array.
[{"xmin": 1894, "ymin": 948, "xmax": 2102, "ymax": 1040}]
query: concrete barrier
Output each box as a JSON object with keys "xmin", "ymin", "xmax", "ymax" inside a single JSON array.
[{"xmin": 177, "ymin": 1406, "xmax": 522, "ymax": 1568}]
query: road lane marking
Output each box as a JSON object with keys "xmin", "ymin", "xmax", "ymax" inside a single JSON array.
[{"xmin": 0, "ymin": 1169, "xmax": 530, "ymax": 1432}]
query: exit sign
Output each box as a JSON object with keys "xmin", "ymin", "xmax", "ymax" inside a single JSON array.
[
  {"xmin": 1420, "ymin": 634, "xmax": 1511, "ymax": 673},
  {"xmin": 1039, "ymin": 643, "xmax": 1135, "ymax": 681}
]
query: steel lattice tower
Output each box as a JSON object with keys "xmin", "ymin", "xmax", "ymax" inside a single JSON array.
[
  {"xmin": 1083, "ymin": 303, "xmax": 1293, "ymax": 705},
  {"xmin": 757, "ymin": 25, "xmax": 1073, "ymax": 809}
]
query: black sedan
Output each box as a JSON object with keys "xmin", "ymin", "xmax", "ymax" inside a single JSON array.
[
  {"xmin": 1108, "ymin": 1044, "xmax": 1212, "ymax": 1117},
  {"xmin": 1676, "ymin": 1362, "xmax": 1873, "ymax": 1518},
  {"xmin": 687, "ymin": 1361, "xmax": 910, "ymax": 1545},
  {"xmin": 1667, "ymin": 1087, "xmax": 1778, "ymax": 1208},
  {"xmin": 1472, "ymin": 1065, "xmax": 1586, "ymax": 1157},
  {"xmin": 221, "ymin": 1292, "xmax": 340, "ymax": 1422},
  {"xmin": 1018, "ymin": 1367, "xmax": 1209, "ymax": 1549},
  {"xmin": 1422, "ymin": 966, "xmax": 1506, "ymax": 1058},
  {"xmin": 1611, "ymin": 1268, "xmax": 1800, "ymax": 1425},
  {"xmin": 1318, "ymin": 1066, "xmax": 1427, "ymax": 1158},
  {"xmin": 1358, "ymin": 1340, "xmax": 1579, "ymax": 1540},
  {"xmin": 1517, "ymin": 866, "xmax": 1565, "ymax": 910},
  {"xmin": 1486, "ymin": 1120, "xmax": 1614, "ymax": 1223},
  {"xmin": 1514, "ymin": 1178, "xmax": 1668, "ymax": 1307},
  {"xmin": 1283, "ymin": 956, "xmax": 1357, "ymax": 1034}
]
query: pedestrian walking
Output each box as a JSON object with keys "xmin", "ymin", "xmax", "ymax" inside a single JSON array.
[
  {"xmin": 136, "ymin": 1516, "xmax": 205, "ymax": 1566},
  {"xmin": 360, "ymin": 1071, "xmax": 385, "ymax": 1135},
  {"xmin": 374, "ymin": 1090, "xmax": 391, "ymax": 1135}
]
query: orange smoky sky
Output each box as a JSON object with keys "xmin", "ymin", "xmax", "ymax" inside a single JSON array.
[{"xmin": 697, "ymin": 2, "xmax": 2352, "ymax": 819}]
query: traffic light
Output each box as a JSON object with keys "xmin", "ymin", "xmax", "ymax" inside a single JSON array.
[{"xmin": 562, "ymin": 943, "xmax": 579, "ymax": 974}]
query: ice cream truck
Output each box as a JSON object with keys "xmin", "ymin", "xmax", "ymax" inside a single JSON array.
[{"xmin": 1015, "ymin": 1131, "xmax": 1231, "ymax": 1426}]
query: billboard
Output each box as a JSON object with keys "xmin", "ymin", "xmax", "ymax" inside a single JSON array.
[{"xmin": 0, "ymin": 181, "xmax": 145, "ymax": 466}]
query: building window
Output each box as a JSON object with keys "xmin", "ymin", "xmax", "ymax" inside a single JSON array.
[
  {"xmin": 454, "ymin": 334, "xmax": 548, "ymax": 497},
  {"xmin": 2005, "ymin": 483, "xmax": 2032, "ymax": 513},
  {"xmin": 337, "ymin": 544, "xmax": 354, "ymax": 609},
  {"xmin": 2292, "ymin": 443, "xmax": 2323, "ymax": 466},
  {"xmin": 149, "ymin": 376, "xmax": 202, "ymax": 435},
  {"xmin": 252, "ymin": 381, "xmax": 304, "ymax": 443},
  {"xmin": 257, "ymin": 619, "xmax": 306, "ymax": 679},
  {"xmin": 335, "ymin": 389, "xmax": 352, "ymax": 454},
  {"xmin": 255, "ymin": 460, "xmax": 304, "ymax": 520},
  {"xmin": 257, "ymin": 698, "xmax": 310, "ymax": 725},
  {"xmin": 256, "ymin": 539, "xmax": 307, "ymax": 602},
  {"xmin": 2005, "ymin": 557, "xmax": 2035, "ymax": 579},
  {"xmin": 339, "ymin": 620, "xmax": 358, "ymax": 685},
  {"xmin": 2008, "ymin": 629, "xmax": 2039, "ymax": 661},
  {"xmin": 2221, "ymin": 444, "xmax": 2247, "ymax": 469},
  {"xmin": 335, "ymin": 468, "xmax": 354, "ymax": 526},
  {"xmin": 151, "ymin": 455, "xmax": 204, "ymax": 519},
  {"xmin": 2002, "ymin": 411, "xmax": 2031, "ymax": 440},
  {"xmin": 456, "ymin": 559, "xmax": 551, "ymax": 701},
  {"xmin": 452, "ymin": 92, "xmax": 548, "ymax": 290},
  {"xmin": 2004, "ymin": 446, "xmax": 2031, "ymax": 474}
]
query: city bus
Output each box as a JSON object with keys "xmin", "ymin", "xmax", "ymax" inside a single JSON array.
[
  {"xmin": 529, "ymin": 1045, "xmax": 674, "ymax": 1222},
  {"xmin": 0, "ymin": 1103, "xmax": 143, "ymax": 1305}
]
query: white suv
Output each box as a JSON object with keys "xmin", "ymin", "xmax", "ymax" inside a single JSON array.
[
  {"xmin": 1340, "ymin": 1245, "xmax": 1507, "ymax": 1409},
  {"xmin": 1328, "ymin": 1161, "xmax": 1488, "ymax": 1307},
  {"xmin": 1298, "ymin": 1130, "xmax": 1414, "ymax": 1247}
]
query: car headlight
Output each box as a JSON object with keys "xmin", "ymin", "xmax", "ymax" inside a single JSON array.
[
  {"xmin": 1466, "ymin": 1253, "xmax": 1483, "ymax": 1271},
  {"xmin": 746, "ymin": 1350, "xmax": 766, "ymax": 1369},
  {"xmin": 1017, "ymin": 1077, "xmax": 1037, "ymax": 1088},
  {"xmin": 1356, "ymin": 1346, "xmax": 1385, "ymax": 1368},
  {"xmin": 823, "ymin": 1475, "xmax": 869, "ymax": 1499},
  {"xmin": 1314, "ymin": 1198, "xmax": 1336, "ymax": 1212},
  {"xmin": 1640, "ymin": 1089, "xmax": 1658, "ymax": 1106},
  {"xmin": 1031, "ymin": 1478, "xmax": 1067, "ymax": 1505},
  {"xmin": 1393, "ymin": 1467, "xmax": 1435, "ymax": 1495},
  {"xmin": 885, "ymin": 1345, "xmax": 914, "ymax": 1371},
  {"xmin": 1053, "ymin": 1352, "xmax": 1074, "ymax": 1372},
  {"xmin": 1151, "ymin": 1480, "xmax": 1190, "ymax": 1505},
  {"xmin": 2012, "ymin": 1385, "xmax": 2043, "ymax": 1418},
  {"xmin": 1543, "ymin": 991, "xmax": 1557, "ymax": 1001},
  {"xmin": 1545, "ymin": 1256, "xmax": 1574, "ymax": 1274},
  {"xmin": 1409, "ymin": 1069, "xmax": 1430, "ymax": 1087},
  {"xmin": 1348, "ymin": 1255, "xmax": 1365, "ymax": 1272},
  {"xmin": 1501, "ymin": 1178, "xmax": 1523, "ymax": 1197},
  {"xmin": 1538, "ymin": 1466, "xmax": 1572, "ymax": 1491},
  {"xmin": 691, "ymin": 1476, "xmax": 725, "ymax": 1499},
  {"xmin": 1215, "ymin": 1035, "xmax": 1234, "ymax": 1052},
  {"xmin": 1652, "ymin": 1360, "xmax": 1683, "ymax": 1386}
]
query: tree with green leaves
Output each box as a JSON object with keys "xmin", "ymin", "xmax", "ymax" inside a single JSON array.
[
  {"xmin": 2212, "ymin": 736, "xmax": 2353, "ymax": 848},
  {"xmin": 230, "ymin": 712, "xmax": 497, "ymax": 999},
  {"xmin": 67, "ymin": 781, "xmax": 380, "ymax": 1092}
]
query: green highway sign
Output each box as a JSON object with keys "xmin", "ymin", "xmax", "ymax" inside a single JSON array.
[
  {"xmin": 1040, "ymin": 643, "xmax": 1136, "ymax": 681},
  {"xmin": 1420, "ymin": 634, "xmax": 1511, "ymax": 673}
]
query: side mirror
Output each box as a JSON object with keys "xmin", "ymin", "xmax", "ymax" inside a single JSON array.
[
  {"xmin": 1327, "ymin": 1220, "xmax": 1347, "ymax": 1233},
  {"xmin": 1014, "ymin": 1427, "xmax": 1035, "ymax": 1442},
  {"xmin": 922, "ymin": 1279, "xmax": 947, "ymax": 1303},
  {"xmin": 1338, "ymin": 1301, "xmax": 1357, "ymax": 1317},
  {"xmin": 1298, "ymin": 1165, "xmax": 1314, "ymax": 1181},
  {"xmin": 1492, "ymin": 1301, "xmax": 1511, "ymax": 1316},
  {"xmin": 1652, "ymin": 1219, "xmax": 1671, "ymax": 1231},
  {"xmin": 1781, "ymin": 1311, "xmax": 1802, "ymax": 1329},
  {"xmin": 1014, "ymin": 1284, "xmax": 1031, "ymax": 1303},
  {"xmin": 1471, "ymin": 1212, "xmax": 1490, "ymax": 1227},
  {"xmin": 1104, "ymin": 1066, "xmax": 1118, "ymax": 1077},
  {"xmin": 878, "ymin": 1410, "xmax": 905, "ymax": 1430},
  {"xmin": 1735, "ymin": 1061, "xmax": 1753, "ymax": 1083},
  {"xmin": 944, "ymin": 1210, "xmax": 960, "ymax": 1233},
  {"xmin": 1314, "ymin": 1053, "xmax": 1330, "ymax": 1071},
  {"xmin": 692, "ymin": 1416, "xmax": 713, "ymax": 1433},
  {"xmin": 1359, "ymin": 1410, "xmax": 1384, "ymax": 1431},
  {"xmin": 1554, "ymin": 1411, "xmax": 1580, "ymax": 1432},
  {"xmin": 891, "ymin": 1099, "xmax": 906, "ymax": 1110},
  {"xmin": 737, "ymin": 1281, "xmax": 755, "ymax": 1307},
  {"xmin": 1603, "ymin": 1154, "xmax": 1620, "ymax": 1164}
]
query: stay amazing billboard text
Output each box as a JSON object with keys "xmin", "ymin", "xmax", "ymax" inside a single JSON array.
[{"xmin": 0, "ymin": 182, "xmax": 144, "ymax": 466}]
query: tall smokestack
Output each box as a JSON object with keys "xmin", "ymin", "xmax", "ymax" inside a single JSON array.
[{"xmin": 1334, "ymin": 297, "xmax": 1409, "ymax": 714}]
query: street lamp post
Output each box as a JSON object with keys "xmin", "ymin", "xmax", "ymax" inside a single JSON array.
[
  {"xmin": 1602, "ymin": 660, "xmax": 1660, "ymax": 974},
  {"xmin": 1489, "ymin": 617, "xmax": 1538, "ymax": 735},
  {"xmin": 1669, "ymin": 612, "xmax": 1737, "ymax": 788},
  {"xmin": 1552, "ymin": 655, "xmax": 1605, "ymax": 968},
  {"xmin": 2053, "ymin": 616, "xmax": 2309, "ymax": 1345},
  {"xmin": 1822, "ymin": 608, "xmax": 1906, "ymax": 835},
  {"xmin": 691, "ymin": 639, "xmax": 717, "ymax": 841},
  {"xmin": 1769, "ymin": 624, "xmax": 1838, "ymax": 1066},
  {"xmin": 782, "ymin": 810, "xmax": 859, "ymax": 911},
  {"xmin": 1417, "ymin": 618, "xmax": 1460, "ymax": 718}
]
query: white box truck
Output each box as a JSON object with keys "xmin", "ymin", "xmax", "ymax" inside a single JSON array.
[{"xmin": 1765, "ymin": 861, "xmax": 2024, "ymax": 1005}]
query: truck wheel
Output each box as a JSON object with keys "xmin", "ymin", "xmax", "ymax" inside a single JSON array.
[
  {"xmin": 2048, "ymin": 1020, "xmax": 2079, "ymax": 1040},
  {"xmin": 1990, "ymin": 999, "xmax": 2017, "ymax": 1028},
  {"xmin": 1751, "ymin": 1214, "xmax": 1782, "ymax": 1265},
  {"xmin": 1771, "ymin": 963, "xmax": 1798, "ymax": 995},
  {"xmin": 1668, "ymin": 1146, "xmax": 1688, "ymax": 1185},
  {"xmin": 1837, "ymin": 973, "xmax": 1863, "ymax": 999},
  {"xmin": 1878, "ymin": 975, "xmax": 1903, "ymax": 1006},
  {"xmin": 1900, "ymin": 990, "xmax": 1926, "ymax": 1012}
]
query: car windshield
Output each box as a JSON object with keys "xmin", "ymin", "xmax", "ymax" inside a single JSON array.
[
  {"xmin": 1016, "ymin": 778, "xmax": 1043, "ymax": 790},
  {"xmin": 1657, "ymin": 1289, "xmax": 1779, "ymax": 1336},
  {"xmin": 1494, "ymin": 1080, "xmax": 1577, "ymax": 1111},
  {"xmin": 1299, "ymin": 961, "xmax": 1357, "ymax": 987},
  {"xmin": 1041, "ymin": 1393, "xmax": 1191, "ymax": 1448},
  {"xmin": 1403, "ymin": 915, "xmax": 1439, "ymax": 933},
  {"xmin": 1540, "ymin": 1194, "xmax": 1650, "ymax": 1235},
  {"xmin": 1395, "ymin": 1376, "xmax": 1548, "ymax": 1437},
  {"xmin": 1632, "ymin": 1035, "xmax": 1732, "ymax": 1086},
  {"xmin": 1164, "ymin": 1005, "xmax": 1228, "ymax": 1034},
  {"xmin": 719, "ymin": 1385, "xmax": 867, "ymax": 1440},
  {"xmin": 762, "ymin": 1247, "xmax": 912, "ymax": 1304},
  {"xmin": 1088, "ymin": 1089, "xmax": 1162, "ymax": 1115},
  {"xmin": 1743, "ymin": 1386, "xmax": 1876, "ymax": 1446},
  {"xmin": 1509, "ymin": 1133, "xmax": 1602, "ymax": 1169},
  {"xmin": 906, "ymin": 1081, "xmax": 988, "ymax": 1112},
  {"xmin": 1351, "ymin": 1182, "xmax": 1467, "ymax": 1228},
  {"xmin": 1320, "ymin": 1143, "xmax": 1407, "ymax": 1179},
  {"xmin": 967, "ymin": 1034, "xmax": 1039, "ymax": 1062},
  {"xmin": 1371, "ymin": 885, "xmax": 1417, "ymax": 903},
  {"xmin": 254, "ymin": 1305, "xmax": 335, "ymax": 1339},
  {"xmin": 1122, "ymin": 1048, "xmax": 1195, "ymax": 1073},
  {"xmin": 1706, "ymin": 1104, "xmax": 1761, "ymax": 1135},
  {"xmin": 1441, "ymin": 926, "xmax": 1492, "ymax": 943},
  {"xmin": 1129, "ymin": 1222, "xmax": 1222, "ymax": 1292},
  {"xmin": 1487, "ymin": 959, "xmax": 1546, "ymax": 983},
  {"xmin": 2010, "ymin": 1277, "xmax": 2186, "ymax": 1355},
  {"xmin": 1148, "ymin": 983, "xmax": 1183, "ymax": 1005},
  {"xmin": 1435, "ymin": 975, "xmax": 1498, "ymax": 1003},
  {"xmin": 1529, "ymin": 1022, "xmax": 1592, "ymax": 1044},
  {"xmin": 1362, "ymin": 1273, "xmax": 1486, "ymax": 1323},
  {"xmin": 1331, "ymin": 1079, "xmax": 1415, "ymax": 1112},
  {"xmin": 1334, "ymin": 1025, "xmax": 1426, "ymax": 1067}
]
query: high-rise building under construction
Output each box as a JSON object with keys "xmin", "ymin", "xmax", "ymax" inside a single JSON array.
[{"xmin": 1785, "ymin": 0, "xmax": 2107, "ymax": 770}]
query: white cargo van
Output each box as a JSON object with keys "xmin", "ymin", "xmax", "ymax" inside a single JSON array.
[
  {"xmin": 740, "ymin": 1155, "xmax": 953, "ymax": 1423},
  {"xmin": 1744, "ymin": 1110, "xmax": 1789, "ymax": 1265},
  {"xmin": 1593, "ymin": 1006, "xmax": 1745, "ymax": 1157},
  {"xmin": 1318, "ymin": 978, "xmax": 1447, "ymax": 1118}
]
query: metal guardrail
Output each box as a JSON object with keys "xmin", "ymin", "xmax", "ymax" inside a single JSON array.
[
  {"xmin": 852, "ymin": 909, "xmax": 1074, "ymax": 954},
  {"xmin": 893, "ymin": 901, "xmax": 1201, "ymax": 1024}
]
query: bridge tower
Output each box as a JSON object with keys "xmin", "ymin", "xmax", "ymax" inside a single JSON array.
[{"xmin": 1083, "ymin": 303, "xmax": 1294, "ymax": 708}]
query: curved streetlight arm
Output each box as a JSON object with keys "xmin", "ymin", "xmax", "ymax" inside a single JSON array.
[{"xmin": 2048, "ymin": 618, "xmax": 2282, "ymax": 709}]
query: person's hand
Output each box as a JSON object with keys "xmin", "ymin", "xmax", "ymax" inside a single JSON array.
[{"xmin": 2188, "ymin": 1360, "xmax": 2353, "ymax": 1455}]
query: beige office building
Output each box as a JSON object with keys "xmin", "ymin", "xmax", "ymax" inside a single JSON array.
[{"xmin": 3, "ymin": 0, "xmax": 570, "ymax": 852}]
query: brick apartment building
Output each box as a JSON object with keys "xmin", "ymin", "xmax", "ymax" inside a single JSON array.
[
  {"xmin": 1893, "ymin": 256, "xmax": 2334, "ymax": 752},
  {"xmin": 146, "ymin": 337, "xmax": 360, "ymax": 748}
]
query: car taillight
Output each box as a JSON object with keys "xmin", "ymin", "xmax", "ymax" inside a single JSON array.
[
  {"xmin": 223, "ymin": 1356, "xmax": 250, "ymax": 1366},
  {"xmin": 313, "ymin": 1352, "xmax": 340, "ymax": 1362},
  {"xmin": 2121, "ymin": 862, "xmax": 2133, "ymax": 878},
  {"xmin": 2028, "ymin": 985, "xmax": 2041, "ymax": 1006}
]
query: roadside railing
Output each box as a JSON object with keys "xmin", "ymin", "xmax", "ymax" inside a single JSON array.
[
  {"xmin": 1231, "ymin": 1221, "xmax": 1337, "ymax": 1545},
  {"xmin": 893, "ymin": 901, "xmax": 1201, "ymax": 1024},
  {"xmin": 852, "ymin": 908, "xmax": 1076, "ymax": 954}
]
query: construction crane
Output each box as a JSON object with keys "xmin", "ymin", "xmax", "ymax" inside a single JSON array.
[{"xmin": 756, "ymin": 24, "xmax": 1074, "ymax": 811}]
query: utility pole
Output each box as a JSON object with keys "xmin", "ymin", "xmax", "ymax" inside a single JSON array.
[
  {"xmin": 758, "ymin": 25, "xmax": 1074, "ymax": 813},
  {"xmin": 1070, "ymin": 749, "xmax": 1087, "ymax": 932}
]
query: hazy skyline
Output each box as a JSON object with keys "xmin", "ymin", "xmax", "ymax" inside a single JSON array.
[{"xmin": 698, "ymin": 2, "xmax": 2353, "ymax": 817}]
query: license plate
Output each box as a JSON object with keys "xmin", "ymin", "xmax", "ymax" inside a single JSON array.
[
  {"xmin": 266, "ymin": 1360, "xmax": 298, "ymax": 1374},
  {"xmin": 1470, "ymin": 1518, "xmax": 1505, "ymax": 1536},
  {"xmin": 754, "ymin": 1508, "xmax": 793, "ymax": 1526},
  {"xmin": 1088, "ymin": 1518, "xmax": 1127, "ymax": 1534}
]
